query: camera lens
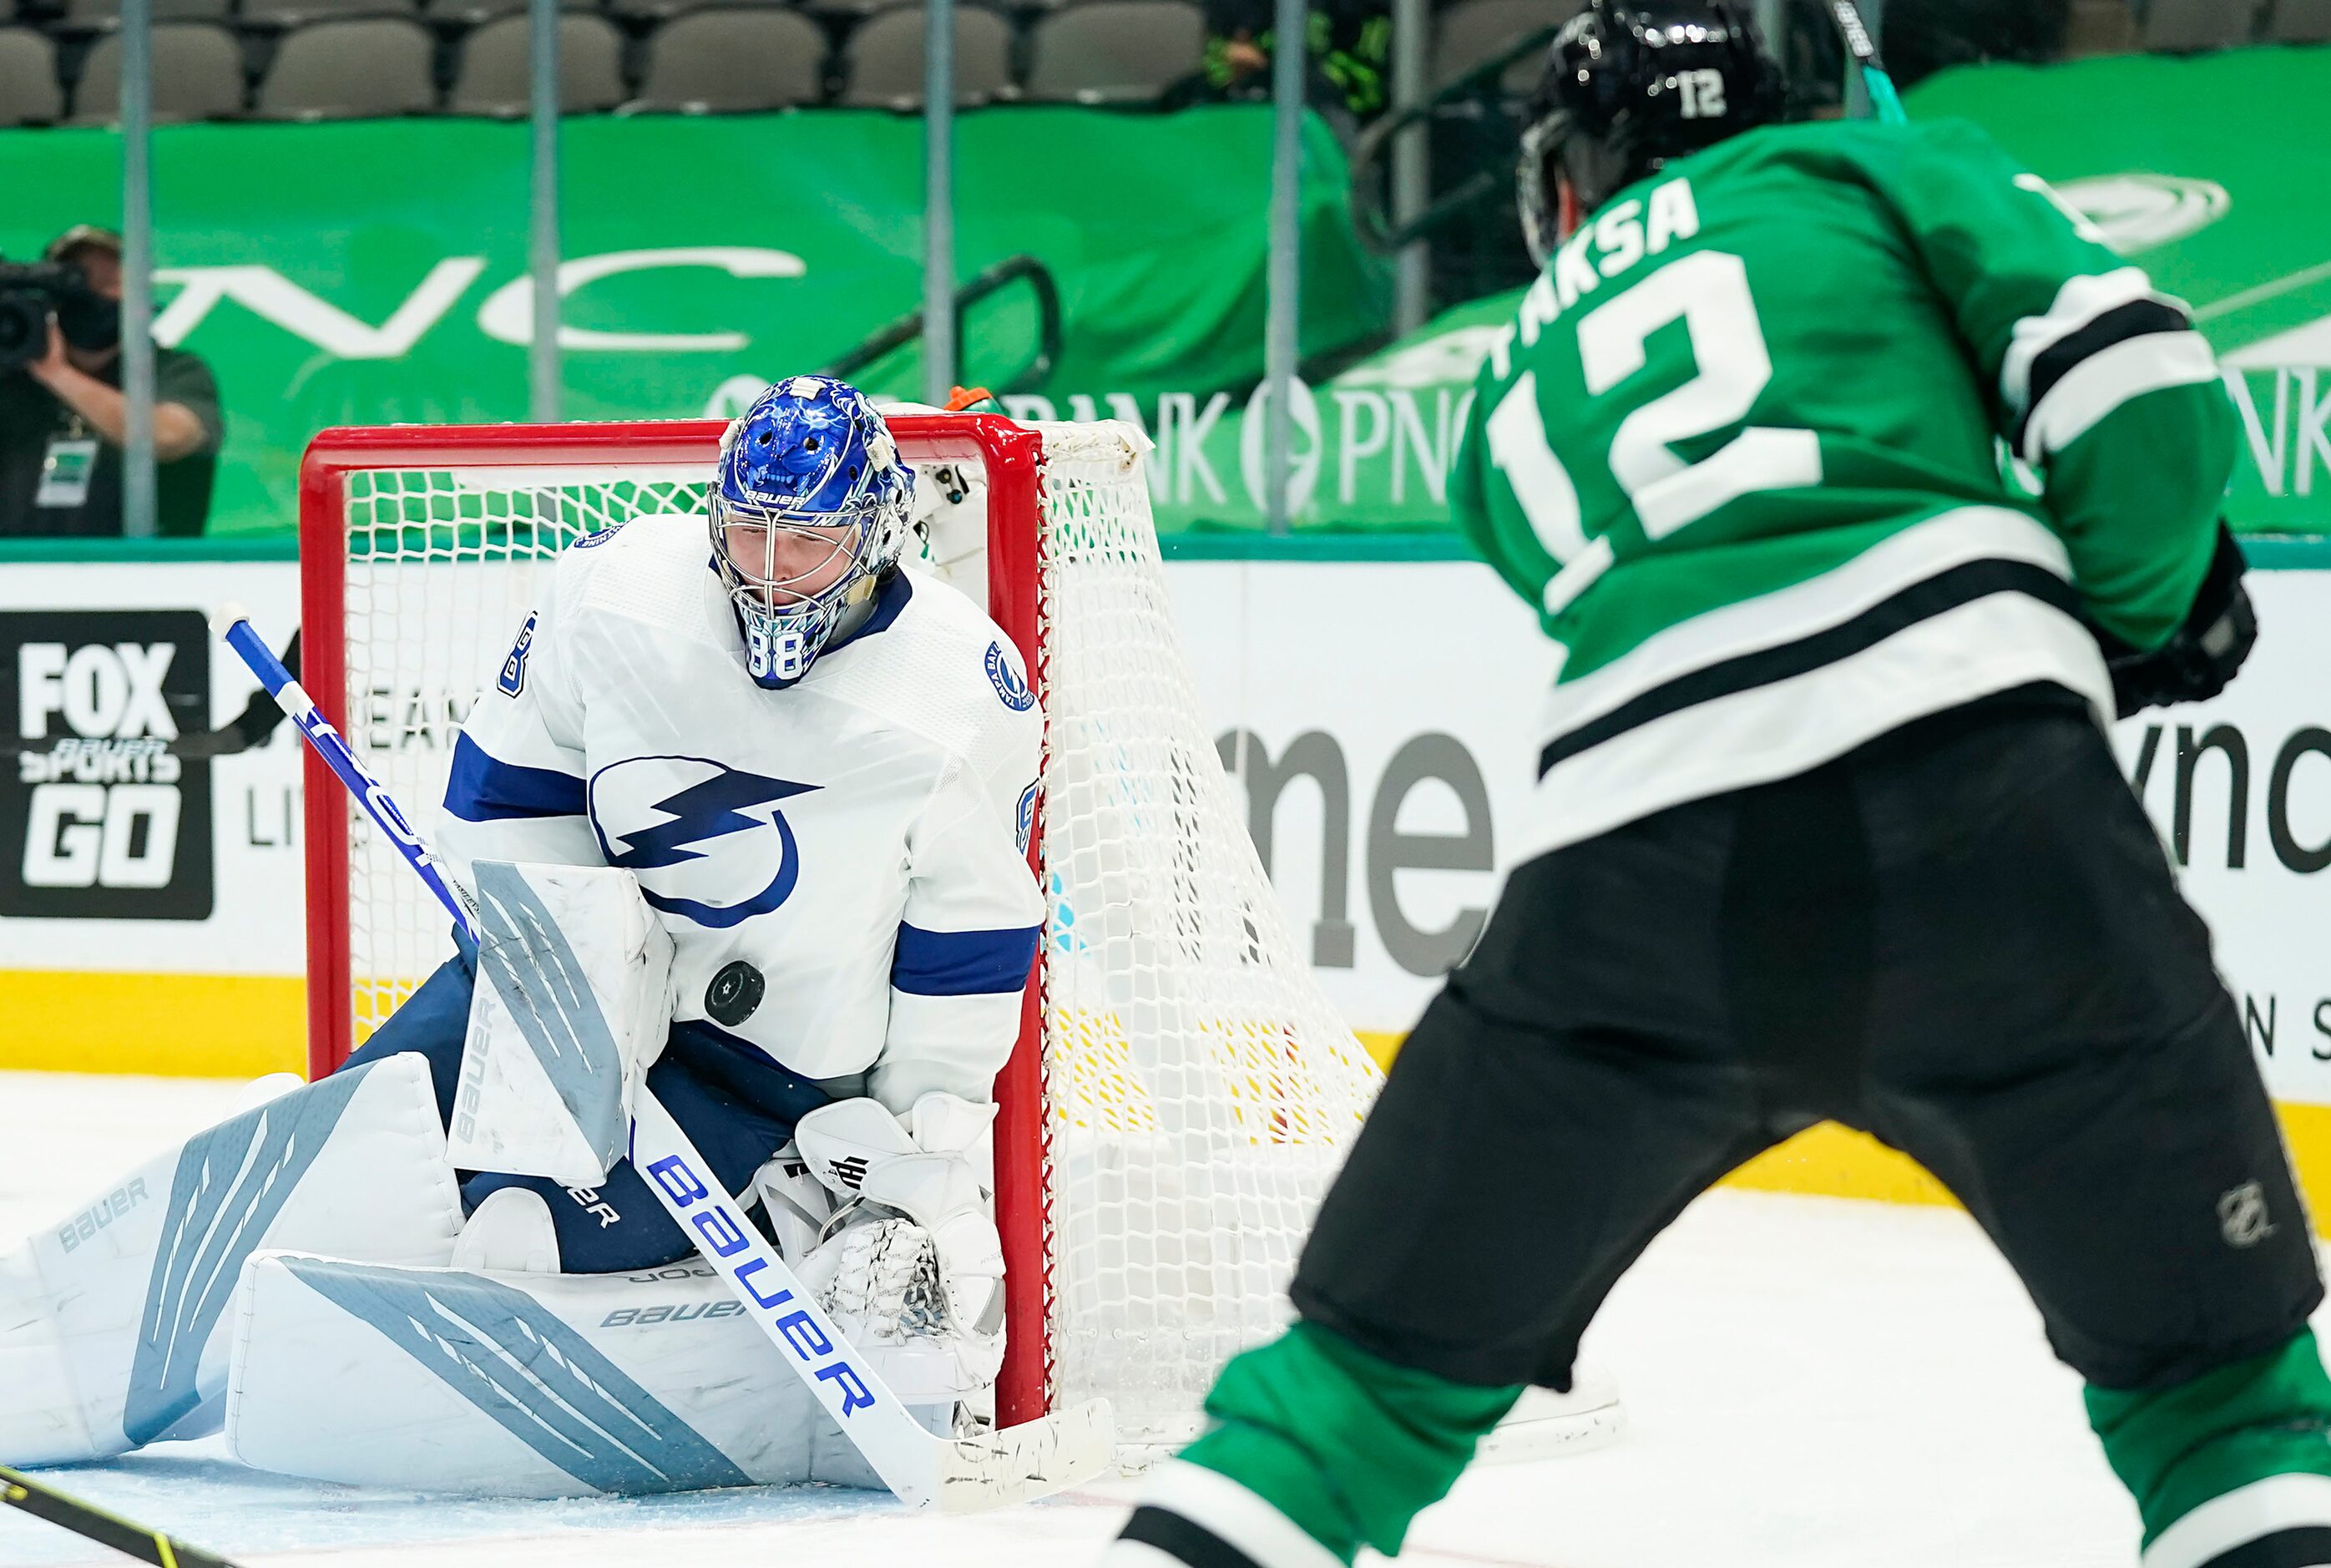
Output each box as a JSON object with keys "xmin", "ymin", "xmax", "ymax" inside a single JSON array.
[{"xmin": 0, "ymin": 292, "xmax": 43, "ymax": 373}]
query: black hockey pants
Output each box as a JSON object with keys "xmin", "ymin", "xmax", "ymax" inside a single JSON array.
[{"xmin": 1292, "ymin": 687, "xmax": 2323, "ymax": 1395}]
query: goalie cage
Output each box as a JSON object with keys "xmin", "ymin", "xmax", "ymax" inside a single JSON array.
[{"xmin": 296, "ymin": 412, "xmax": 1621, "ymax": 1465}]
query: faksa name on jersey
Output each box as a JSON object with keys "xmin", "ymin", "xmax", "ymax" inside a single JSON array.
[{"xmin": 1451, "ymin": 117, "xmax": 2233, "ymax": 864}]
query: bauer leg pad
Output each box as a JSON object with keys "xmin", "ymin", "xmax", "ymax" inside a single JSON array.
[
  {"xmin": 1106, "ymin": 1322, "xmax": 1522, "ymax": 1567},
  {"xmin": 2091, "ymin": 1328, "xmax": 2331, "ymax": 1568},
  {"xmin": 0, "ymin": 1054, "xmax": 462, "ymax": 1465},
  {"xmin": 224, "ymin": 1252, "xmax": 957, "ymax": 1495}
]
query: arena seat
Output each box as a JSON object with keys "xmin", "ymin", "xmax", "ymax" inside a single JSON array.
[
  {"xmin": 2139, "ymin": 0, "xmax": 2263, "ymax": 48},
  {"xmin": 2265, "ymin": 0, "xmax": 2331, "ymax": 39},
  {"xmin": 632, "ymin": 7, "xmax": 826, "ymax": 109},
  {"xmin": 63, "ymin": 0, "xmax": 231, "ymax": 22},
  {"xmin": 255, "ymin": 16, "xmax": 435, "ymax": 114},
  {"xmin": 74, "ymin": 20, "xmax": 245, "ymax": 119},
  {"xmin": 838, "ymin": 2, "xmax": 1010, "ymax": 105},
  {"xmin": 243, "ymin": 0, "xmax": 419, "ymax": 23},
  {"xmin": 450, "ymin": 11, "xmax": 627, "ymax": 112},
  {"xmin": 1024, "ymin": 0, "xmax": 1202, "ymax": 102},
  {"xmin": 0, "ymin": 23, "xmax": 60, "ymax": 122},
  {"xmin": 422, "ymin": 0, "xmax": 595, "ymax": 23}
]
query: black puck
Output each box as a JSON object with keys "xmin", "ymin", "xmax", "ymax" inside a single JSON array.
[{"xmin": 705, "ymin": 959, "xmax": 766, "ymax": 1027}]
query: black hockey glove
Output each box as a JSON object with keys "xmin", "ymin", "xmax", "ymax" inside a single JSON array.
[{"xmin": 2090, "ymin": 521, "xmax": 2258, "ymax": 720}]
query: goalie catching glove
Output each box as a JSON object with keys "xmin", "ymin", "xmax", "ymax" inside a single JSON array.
[
  {"xmin": 2090, "ymin": 521, "xmax": 2258, "ymax": 719},
  {"xmin": 781, "ymin": 1094, "xmax": 1008, "ymax": 1398}
]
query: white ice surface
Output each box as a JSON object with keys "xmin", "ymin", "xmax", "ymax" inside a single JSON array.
[{"xmin": 0, "ymin": 1069, "xmax": 2283, "ymax": 1567}]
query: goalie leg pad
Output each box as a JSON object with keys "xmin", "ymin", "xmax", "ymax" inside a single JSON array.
[
  {"xmin": 0, "ymin": 1054, "xmax": 462, "ymax": 1466},
  {"xmin": 225, "ymin": 1252, "xmax": 953, "ymax": 1496}
]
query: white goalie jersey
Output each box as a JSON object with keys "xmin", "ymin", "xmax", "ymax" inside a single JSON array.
[{"xmin": 436, "ymin": 509, "xmax": 1045, "ymax": 1112}]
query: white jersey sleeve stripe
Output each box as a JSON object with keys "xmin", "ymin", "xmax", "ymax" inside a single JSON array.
[
  {"xmin": 2000, "ymin": 266, "xmax": 2186, "ymax": 413},
  {"xmin": 2019, "ymin": 331, "xmax": 2222, "ymax": 465}
]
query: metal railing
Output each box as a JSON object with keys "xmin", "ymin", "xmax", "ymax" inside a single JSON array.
[{"xmin": 819, "ymin": 253, "xmax": 1065, "ymax": 398}]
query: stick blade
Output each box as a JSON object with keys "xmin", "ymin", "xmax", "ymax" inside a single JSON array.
[{"xmin": 935, "ymin": 1399, "xmax": 1115, "ymax": 1513}]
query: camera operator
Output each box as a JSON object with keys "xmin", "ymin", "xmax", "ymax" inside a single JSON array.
[{"xmin": 0, "ymin": 225, "xmax": 223, "ymax": 538}]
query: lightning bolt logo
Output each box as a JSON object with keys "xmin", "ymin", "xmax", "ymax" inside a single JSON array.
[{"xmin": 588, "ymin": 757, "xmax": 818, "ymax": 929}]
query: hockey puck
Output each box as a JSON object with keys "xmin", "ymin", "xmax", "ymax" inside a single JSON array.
[{"xmin": 705, "ymin": 960, "xmax": 766, "ymax": 1027}]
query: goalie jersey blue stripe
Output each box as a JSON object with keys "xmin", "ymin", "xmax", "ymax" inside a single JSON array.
[
  {"xmin": 891, "ymin": 922, "xmax": 1041, "ymax": 996},
  {"xmin": 444, "ymin": 732, "xmax": 588, "ymax": 822}
]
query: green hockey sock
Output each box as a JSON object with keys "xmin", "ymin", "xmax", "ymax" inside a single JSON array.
[
  {"xmin": 1147, "ymin": 1322, "xmax": 1522, "ymax": 1564},
  {"xmin": 2087, "ymin": 1328, "xmax": 2331, "ymax": 1560}
]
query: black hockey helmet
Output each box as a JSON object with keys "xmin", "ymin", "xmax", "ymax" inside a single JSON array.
[{"xmin": 1516, "ymin": 0, "xmax": 1789, "ymax": 266}]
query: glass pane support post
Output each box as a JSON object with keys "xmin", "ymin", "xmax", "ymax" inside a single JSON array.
[
  {"xmin": 923, "ymin": 0, "xmax": 958, "ymax": 405},
  {"xmin": 528, "ymin": 0, "xmax": 561, "ymax": 422},
  {"xmin": 120, "ymin": 0, "xmax": 156, "ymax": 539},
  {"xmin": 1263, "ymin": 0, "xmax": 1304, "ymax": 533}
]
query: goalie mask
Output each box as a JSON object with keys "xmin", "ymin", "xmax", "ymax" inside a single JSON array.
[
  {"xmin": 1515, "ymin": 0, "xmax": 1788, "ymax": 267},
  {"xmin": 711, "ymin": 376, "xmax": 914, "ymax": 690}
]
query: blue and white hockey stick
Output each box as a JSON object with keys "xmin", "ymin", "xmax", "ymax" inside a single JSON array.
[{"xmin": 212, "ymin": 604, "xmax": 1112, "ymax": 1511}]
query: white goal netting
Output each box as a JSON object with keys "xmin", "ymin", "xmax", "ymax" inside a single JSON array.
[{"xmin": 316, "ymin": 418, "xmax": 1383, "ymax": 1449}]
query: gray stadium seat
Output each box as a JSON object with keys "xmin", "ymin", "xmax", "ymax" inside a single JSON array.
[
  {"xmin": 2268, "ymin": 0, "xmax": 2331, "ymax": 38},
  {"xmin": 75, "ymin": 21, "xmax": 245, "ymax": 119},
  {"xmin": 840, "ymin": 3, "xmax": 1011, "ymax": 104},
  {"xmin": 256, "ymin": 17, "xmax": 435, "ymax": 114},
  {"xmin": 0, "ymin": 24, "xmax": 60, "ymax": 122},
  {"xmin": 2140, "ymin": 0, "xmax": 2263, "ymax": 47},
  {"xmin": 449, "ymin": 11, "xmax": 625, "ymax": 111},
  {"xmin": 1025, "ymin": 0, "xmax": 1202, "ymax": 101},
  {"xmin": 65, "ymin": 0, "xmax": 232, "ymax": 22},
  {"xmin": 242, "ymin": 0, "xmax": 418, "ymax": 25},
  {"xmin": 605, "ymin": 0, "xmax": 766, "ymax": 23},
  {"xmin": 2065, "ymin": 0, "xmax": 2138, "ymax": 54},
  {"xmin": 422, "ymin": 0, "xmax": 594, "ymax": 22},
  {"xmin": 1433, "ymin": 0, "xmax": 1579, "ymax": 92},
  {"xmin": 633, "ymin": 7, "xmax": 824, "ymax": 109}
]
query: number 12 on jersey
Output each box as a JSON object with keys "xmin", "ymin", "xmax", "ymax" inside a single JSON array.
[{"xmin": 1484, "ymin": 250, "xmax": 1823, "ymax": 615}]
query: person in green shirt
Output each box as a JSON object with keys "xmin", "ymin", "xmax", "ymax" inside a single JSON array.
[{"xmin": 1102, "ymin": 4, "xmax": 2328, "ymax": 1567}]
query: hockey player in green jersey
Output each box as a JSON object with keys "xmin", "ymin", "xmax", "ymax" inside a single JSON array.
[{"xmin": 1104, "ymin": 4, "xmax": 2331, "ymax": 1566}]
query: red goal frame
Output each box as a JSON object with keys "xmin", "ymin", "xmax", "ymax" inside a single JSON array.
[{"xmin": 297, "ymin": 414, "xmax": 1057, "ymax": 1430}]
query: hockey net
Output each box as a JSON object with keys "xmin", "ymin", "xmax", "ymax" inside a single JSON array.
[{"xmin": 297, "ymin": 414, "xmax": 1383, "ymax": 1454}]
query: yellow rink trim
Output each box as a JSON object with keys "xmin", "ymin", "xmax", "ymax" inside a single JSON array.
[
  {"xmin": 13, "ymin": 975, "xmax": 2331, "ymax": 1233},
  {"xmin": 0, "ymin": 970, "xmax": 306, "ymax": 1078}
]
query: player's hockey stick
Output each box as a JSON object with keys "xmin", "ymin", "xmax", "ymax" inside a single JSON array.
[
  {"xmin": 2, "ymin": 1465, "xmax": 244, "ymax": 1568},
  {"xmin": 1827, "ymin": 0, "xmax": 1908, "ymax": 124},
  {"xmin": 210, "ymin": 604, "xmax": 1114, "ymax": 1512},
  {"xmin": 0, "ymin": 630, "xmax": 297, "ymax": 760}
]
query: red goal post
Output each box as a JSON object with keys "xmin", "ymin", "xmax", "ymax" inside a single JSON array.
[{"xmin": 297, "ymin": 413, "xmax": 1382, "ymax": 1453}]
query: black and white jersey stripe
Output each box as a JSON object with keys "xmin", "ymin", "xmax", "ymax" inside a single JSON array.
[{"xmin": 2000, "ymin": 266, "xmax": 2222, "ymax": 465}]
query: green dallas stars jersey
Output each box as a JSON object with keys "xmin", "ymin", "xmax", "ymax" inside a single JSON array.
[{"xmin": 1449, "ymin": 116, "xmax": 2237, "ymax": 859}]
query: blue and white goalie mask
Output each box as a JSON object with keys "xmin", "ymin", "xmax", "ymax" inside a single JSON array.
[{"xmin": 710, "ymin": 376, "xmax": 913, "ymax": 690}]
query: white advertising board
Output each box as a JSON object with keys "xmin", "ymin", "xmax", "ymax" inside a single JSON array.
[{"xmin": 3, "ymin": 557, "xmax": 2327, "ymax": 1100}]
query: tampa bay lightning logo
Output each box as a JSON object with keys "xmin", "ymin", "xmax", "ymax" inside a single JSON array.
[
  {"xmin": 587, "ymin": 756, "xmax": 817, "ymax": 929},
  {"xmin": 985, "ymin": 642, "xmax": 1034, "ymax": 711}
]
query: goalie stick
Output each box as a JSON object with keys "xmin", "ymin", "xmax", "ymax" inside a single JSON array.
[
  {"xmin": 2, "ymin": 1465, "xmax": 244, "ymax": 1568},
  {"xmin": 211, "ymin": 604, "xmax": 1113, "ymax": 1512}
]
